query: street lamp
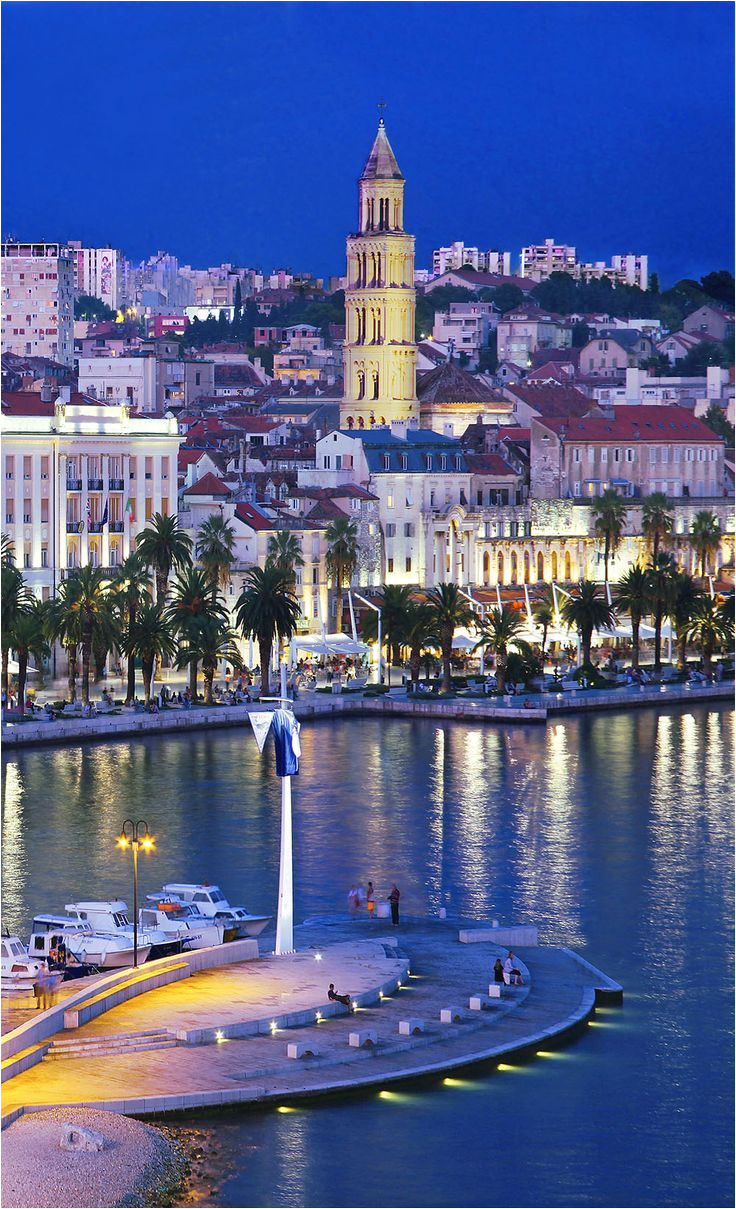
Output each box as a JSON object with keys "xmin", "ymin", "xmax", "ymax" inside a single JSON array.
[{"xmin": 116, "ymin": 819, "xmax": 156, "ymax": 967}]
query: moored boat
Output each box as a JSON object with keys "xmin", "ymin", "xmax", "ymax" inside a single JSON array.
[
  {"xmin": 64, "ymin": 901, "xmax": 182, "ymax": 959},
  {"xmin": 30, "ymin": 914, "xmax": 152, "ymax": 969},
  {"xmin": 160, "ymin": 883, "xmax": 271, "ymax": 938},
  {"xmin": 1, "ymin": 935, "xmax": 60, "ymax": 993},
  {"xmin": 140, "ymin": 898, "xmax": 225, "ymax": 949}
]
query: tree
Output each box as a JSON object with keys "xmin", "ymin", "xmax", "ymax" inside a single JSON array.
[
  {"xmin": 650, "ymin": 272, "xmax": 660, "ymax": 295},
  {"xmin": 685, "ymin": 596, "xmax": 732, "ymax": 672},
  {"xmin": 121, "ymin": 599, "xmax": 177, "ymax": 706},
  {"xmin": 645, "ymin": 552, "xmax": 677, "ymax": 671},
  {"xmin": 195, "ymin": 513, "xmax": 236, "ymax": 591},
  {"xmin": 571, "ymin": 321, "xmax": 592, "ymax": 348},
  {"xmin": 591, "ymin": 489, "xmax": 628, "ymax": 581},
  {"xmin": 233, "ymin": 277, "xmax": 242, "ymax": 319},
  {"xmin": 46, "ymin": 578, "xmax": 84, "ymax": 702},
  {"xmin": 235, "ymin": 566, "xmax": 301, "ymax": 697},
  {"xmin": 74, "ymin": 293, "xmax": 116, "ymax": 322},
  {"xmin": 699, "ymin": 271, "xmax": 734, "ymax": 304},
  {"xmin": 702, "ymin": 403, "xmax": 735, "ymax": 446},
  {"xmin": 674, "ymin": 341, "xmax": 724, "ymax": 377},
  {"xmin": 360, "ymin": 585, "xmax": 413, "ymax": 685},
  {"xmin": 325, "ymin": 518, "xmax": 358, "ymax": 634},
  {"xmin": 135, "ymin": 513, "xmax": 193, "ymax": 605},
  {"xmin": 266, "ymin": 531, "xmax": 305, "ymax": 584},
  {"xmin": 615, "ymin": 565, "xmax": 650, "ymax": 669},
  {"xmin": 111, "ymin": 553, "xmax": 151, "ymax": 703},
  {"xmin": 560, "ymin": 581, "xmax": 616, "ymax": 668},
  {"xmin": 689, "ymin": 510, "xmax": 722, "ymax": 577},
  {"xmin": 403, "ymin": 603, "xmax": 439, "ymax": 691},
  {"xmin": 477, "ymin": 331, "xmax": 498, "ymax": 375},
  {"xmin": 531, "ymin": 585, "xmax": 556, "ymax": 654},
  {"xmin": 670, "ymin": 572, "xmax": 702, "ymax": 671},
  {"xmin": 1, "ymin": 544, "xmax": 29, "ymax": 697},
  {"xmin": 177, "ymin": 615, "xmax": 239, "ymax": 706},
  {"xmin": 166, "ymin": 567, "xmax": 227, "ymax": 700},
  {"xmin": 491, "ymin": 284, "xmax": 525, "ymax": 314},
  {"xmin": 641, "ymin": 492, "xmax": 674, "ymax": 562},
  {"xmin": 426, "ymin": 583, "xmax": 474, "ymax": 693},
  {"xmin": 8, "ymin": 600, "xmax": 49, "ymax": 712},
  {"xmin": 475, "ymin": 606, "xmax": 526, "ymax": 693},
  {"xmin": 65, "ymin": 565, "xmax": 117, "ymax": 703}
]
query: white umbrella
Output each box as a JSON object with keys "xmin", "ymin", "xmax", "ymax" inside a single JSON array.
[
  {"xmin": 452, "ymin": 634, "xmax": 477, "ymax": 651},
  {"xmin": 7, "ymin": 659, "xmax": 38, "ymax": 674}
]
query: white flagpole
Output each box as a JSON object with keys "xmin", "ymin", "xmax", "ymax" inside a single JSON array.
[{"xmin": 274, "ymin": 659, "xmax": 294, "ymax": 956}]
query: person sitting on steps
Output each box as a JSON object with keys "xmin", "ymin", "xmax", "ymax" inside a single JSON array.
[{"xmin": 327, "ymin": 983, "xmax": 353, "ymax": 1009}]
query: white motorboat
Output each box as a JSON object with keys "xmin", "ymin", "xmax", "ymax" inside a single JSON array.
[
  {"xmin": 64, "ymin": 901, "xmax": 181, "ymax": 960},
  {"xmin": 30, "ymin": 914, "xmax": 151, "ymax": 969},
  {"xmin": 1, "ymin": 935, "xmax": 61, "ymax": 993},
  {"xmin": 140, "ymin": 898, "xmax": 225, "ymax": 950},
  {"xmin": 161, "ymin": 883, "xmax": 271, "ymax": 938}
]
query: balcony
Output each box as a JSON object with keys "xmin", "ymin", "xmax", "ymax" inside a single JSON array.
[
  {"xmin": 88, "ymin": 478, "xmax": 104, "ymax": 491},
  {"xmin": 66, "ymin": 478, "xmax": 82, "ymax": 491},
  {"xmin": 66, "ymin": 521, "xmax": 81, "ymax": 533},
  {"xmin": 109, "ymin": 521, "xmax": 124, "ymax": 533},
  {"xmin": 89, "ymin": 521, "xmax": 105, "ymax": 533},
  {"xmin": 109, "ymin": 478, "xmax": 125, "ymax": 491}
]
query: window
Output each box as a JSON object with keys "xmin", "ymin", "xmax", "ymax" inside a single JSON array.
[
  {"xmin": 626, "ymin": 448, "xmax": 634, "ymax": 463},
  {"xmin": 386, "ymin": 523, "xmax": 396, "ymax": 537},
  {"xmin": 145, "ymin": 457, "xmax": 153, "ymax": 480},
  {"xmin": 573, "ymin": 448, "xmax": 581, "ymax": 463},
  {"xmin": 41, "ymin": 456, "xmax": 49, "ymax": 479},
  {"xmin": 5, "ymin": 455, "xmax": 14, "ymax": 479},
  {"xmin": 23, "ymin": 500, "xmax": 32, "ymax": 523},
  {"xmin": 41, "ymin": 499, "xmax": 48, "ymax": 523},
  {"xmin": 477, "ymin": 489, "xmax": 483, "ymax": 506},
  {"xmin": 161, "ymin": 458, "xmax": 169, "ymax": 480},
  {"xmin": 335, "ymin": 455, "xmax": 342, "ymax": 470},
  {"xmin": 382, "ymin": 454, "xmax": 391, "ymax": 470},
  {"xmin": 129, "ymin": 458, "xmax": 136, "ymax": 480},
  {"xmin": 23, "ymin": 456, "xmax": 32, "ymax": 479},
  {"xmin": 649, "ymin": 447, "xmax": 657, "ymax": 463},
  {"xmin": 674, "ymin": 447, "xmax": 681, "ymax": 463},
  {"xmin": 5, "ymin": 502, "xmax": 14, "ymax": 525},
  {"xmin": 613, "ymin": 448, "xmax": 621, "ymax": 463},
  {"xmin": 697, "ymin": 448, "xmax": 705, "ymax": 462},
  {"xmin": 386, "ymin": 494, "xmax": 394, "ymax": 508},
  {"xmin": 686, "ymin": 448, "xmax": 694, "ymax": 462},
  {"xmin": 439, "ymin": 455, "xmax": 447, "ymax": 471},
  {"xmin": 601, "ymin": 448, "xmax": 608, "ymax": 463},
  {"xmin": 41, "ymin": 545, "xmax": 48, "ymax": 567},
  {"xmin": 387, "ymin": 558, "xmax": 394, "ymax": 573},
  {"xmin": 145, "ymin": 497, "xmax": 153, "ymax": 520},
  {"xmin": 425, "ymin": 455, "xmax": 433, "ymax": 471},
  {"xmin": 323, "ymin": 456, "xmax": 330, "ymax": 469},
  {"xmin": 400, "ymin": 454, "xmax": 408, "ymax": 470},
  {"xmin": 661, "ymin": 447, "xmax": 668, "ymax": 464},
  {"xmin": 430, "ymin": 490, "xmax": 435, "ymax": 507},
  {"xmin": 405, "ymin": 557, "xmax": 412, "ymax": 573},
  {"xmin": 709, "ymin": 448, "xmax": 717, "ymax": 461},
  {"xmin": 404, "ymin": 523, "xmax": 414, "ymax": 537},
  {"xmin": 573, "ymin": 482, "xmax": 581, "ymax": 497},
  {"xmin": 312, "ymin": 567, "xmax": 319, "ymax": 584}
]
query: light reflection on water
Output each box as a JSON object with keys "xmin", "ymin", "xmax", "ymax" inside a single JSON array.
[{"xmin": 1, "ymin": 704, "xmax": 733, "ymax": 1209}]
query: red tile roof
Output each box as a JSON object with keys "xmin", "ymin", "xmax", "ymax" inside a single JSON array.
[
  {"xmin": 2, "ymin": 391, "xmax": 99, "ymax": 415},
  {"xmin": 536, "ymin": 406, "xmax": 723, "ymax": 442},
  {"xmin": 182, "ymin": 472, "xmax": 232, "ymax": 496},
  {"xmin": 465, "ymin": 452, "xmax": 519, "ymax": 476},
  {"xmin": 233, "ymin": 502, "xmax": 276, "ymax": 531},
  {"xmin": 504, "ymin": 383, "xmax": 592, "ymax": 419}
]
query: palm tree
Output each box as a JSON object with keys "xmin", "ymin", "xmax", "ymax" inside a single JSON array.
[
  {"xmin": 645, "ymin": 552, "xmax": 677, "ymax": 671},
  {"xmin": 66, "ymin": 565, "xmax": 117, "ymax": 703},
  {"xmin": 1, "ymin": 533, "xmax": 15, "ymax": 568},
  {"xmin": 1, "ymin": 551, "xmax": 29, "ymax": 698},
  {"xmin": 641, "ymin": 492, "xmax": 674, "ymax": 563},
  {"xmin": 689, "ymin": 510, "xmax": 722, "ymax": 578},
  {"xmin": 122, "ymin": 599, "xmax": 177, "ymax": 706},
  {"xmin": 235, "ymin": 566, "xmax": 301, "ymax": 697},
  {"xmin": 670, "ymin": 572, "xmax": 702, "ymax": 672},
  {"xmin": 560, "ymin": 581, "xmax": 616, "ymax": 668},
  {"xmin": 426, "ymin": 583, "xmax": 475, "ymax": 693},
  {"xmin": 403, "ymin": 603, "xmax": 439, "ymax": 691},
  {"xmin": 111, "ymin": 553, "xmax": 152, "ymax": 703},
  {"xmin": 8, "ymin": 600, "xmax": 50, "ymax": 713},
  {"xmin": 718, "ymin": 592, "xmax": 735, "ymax": 631},
  {"xmin": 325, "ymin": 517, "xmax": 358, "ymax": 634},
  {"xmin": 46, "ymin": 578, "xmax": 84, "ymax": 702},
  {"xmin": 135, "ymin": 512, "xmax": 192, "ymax": 605},
  {"xmin": 266, "ymin": 531, "xmax": 305, "ymax": 585},
  {"xmin": 177, "ymin": 616, "xmax": 240, "ymax": 706},
  {"xmin": 615, "ymin": 565, "xmax": 650, "ymax": 669},
  {"xmin": 685, "ymin": 596, "xmax": 733, "ymax": 673},
  {"xmin": 475, "ymin": 605, "xmax": 527, "ymax": 693},
  {"xmin": 166, "ymin": 567, "xmax": 227, "ymax": 700},
  {"xmin": 360, "ymin": 585, "xmax": 413, "ymax": 685},
  {"xmin": 531, "ymin": 585, "xmax": 556, "ymax": 655},
  {"xmin": 591, "ymin": 489, "xmax": 628, "ymax": 582},
  {"xmin": 196, "ymin": 513, "xmax": 236, "ymax": 591}
]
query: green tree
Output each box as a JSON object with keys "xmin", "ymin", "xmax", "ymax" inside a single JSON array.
[
  {"xmin": 325, "ymin": 518, "xmax": 358, "ymax": 634},
  {"xmin": 645, "ymin": 552, "xmax": 677, "ymax": 671},
  {"xmin": 477, "ymin": 331, "xmax": 498, "ymax": 374},
  {"xmin": 65, "ymin": 565, "xmax": 117, "ymax": 703},
  {"xmin": 560, "ymin": 581, "xmax": 616, "ymax": 668},
  {"xmin": 571, "ymin": 321, "xmax": 592, "ymax": 348},
  {"xmin": 650, "ymin": 272, "xmax": 660, "ymax": 295},
  {"xmin": 360, "ymin": 585, "xmax": 413, "ymax": 684},
  {"xmin": 46, "ymin": 578, "xmax": 84, "ymax": 702},
  {"xmin": 490, "ymin": 283, "xmax": 525, "ymax": 314},
  {"xmin": 74, "ymin": 293, "xmax": 116, "ymax": 322},
  {"xmin": 121, "ymin": 599, "xmax": 177, "ymax": 706},
  {"xmin": 674, "ymin": 341, "xmax": 725, "ymax": 376},
  {"xmin": 426, "ymin": 583, "xmax": 475, "ymax": 693},
  {"xmin": 403, "ymin": 603, "xmax": 439, "ymax": 691},
  {"xmin": 1, "ymin": 543, "xmax": 29, "ymax": 697},
  {"xmin": 669, "ymin": 571, "xmax": 702, "ymax": 671},
  {"xmin": 233, "ymin": 277, "xmax": 242, "ymax": 319},
  {"xmin": 689, "ymin": 510, "xmax": 722, "ymax": 577},
  {"xmin": 111, "ymin": 553, "xmax": 151, "ymax": 703},
  {"xmin": 266, "ymin": 531, "xmax": 305, "ymax": 584},
  {"xmin": 591, "ymin": 489, "xmax": 628, "ymax": 581},
  {"xmin": 135, "ymin": 513, "xmax": 193, "ymax": 605},
  {"xmin": 474, "ymin": 606, "xmax": 527, "ymax": 693},
  {"xmin": 641, "ymin": 492, "xmax": 674, "ymax": 562},
  {"xmin": 531, "ymin": 585, "xmax": 556, "ymax": 654},
  {"xmin": 177, "ymin": 615, "xmax": 240, "ymax": 706},
  {"xmin": 235, "ymin": 566, "xmax": 301, "ymax": 697},
  {"xmin": 615, "ymin": 565, "xmax": 650, "ymax": 669},
  {"xmin": 8, "ymin": 600, "xmax": 50, "ymax": 712},
  {"xmin": 685, "ymin": 595, "xmax": 733, "ymax": 672},
  {"xmin": 166, "ymin": 568, "xmax": 227, "ymax": 700},
  {"xmin": 702, "ymin": 403, "xmax": 735, "ymax": 446},
  {"xmin": 195, "ymin": 513, "xmax": 236, "ymax": 591},
  {"xmin": 699, "ymin": 270, "xmax": 734, "ymax": 304}
]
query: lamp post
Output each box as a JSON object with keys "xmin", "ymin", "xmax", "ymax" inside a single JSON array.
[
  {"xmin": 351, "ymin": 591, "xmax": 382, "ymax": 683},
  {"xmin": 116, "ymin": 819, "xmax": 155, "ymax": 967}
]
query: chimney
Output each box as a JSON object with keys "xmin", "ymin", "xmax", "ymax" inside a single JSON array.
[
  {"xmin": 60, "ymin": 386, "xmax": 71, "ymax": 404},
  {"xmin": 40, "ymin": 382, "xmax": 54, "ymax": 403}
]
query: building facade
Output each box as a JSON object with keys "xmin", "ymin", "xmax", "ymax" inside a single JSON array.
[
  {"xmin": 1, "ymin": 242, "xmax": 74, "ymax": 366},
  {"xmin": 68, "ymin": 243, "xmax": 125, "ymax": 311},
  {"xmin": 432, "ymin": 243, "xmax": 511, "ymax": 277}
]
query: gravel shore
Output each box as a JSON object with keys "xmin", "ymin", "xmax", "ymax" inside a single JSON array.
[{"xmin": 1, "ymin": 1108, "xmax": 188, "ymax": 1208}]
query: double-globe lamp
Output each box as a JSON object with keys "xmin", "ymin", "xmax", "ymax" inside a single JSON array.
[{"xmin": 116, "ymin": 820, "xmax": 156, "ymax": 968}]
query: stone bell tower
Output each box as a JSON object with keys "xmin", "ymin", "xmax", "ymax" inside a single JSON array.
[{"xmin": 340, "ymin": 118, "xmax": 418, "ymax": 429}]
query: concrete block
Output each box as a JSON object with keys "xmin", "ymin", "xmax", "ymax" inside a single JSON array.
[
  {"xmin": 440, "ymin": 1007, "xmax": 463, "ymax": 1024},
  {"xmin": 398, "ymin": 1018, "xmax": 425, "ymax": 1036},
  {"xmin": 468, "ymin": 995, "xmax": 487, "ymax": 1011},
  {"xmin": 488, "ymin": 984, "xmax": 503, "ymax": 998},
  {"xmin": 348, "ymin": 1029, "xmax": 377, "ymax": 1048},
  {"xmin": 60, "ymin": 1124, "xmax": 105, "ymax": 1152},
  {"xmin": 287, "ymin": 1041, "xmax": 317, "ymax": 1059}
]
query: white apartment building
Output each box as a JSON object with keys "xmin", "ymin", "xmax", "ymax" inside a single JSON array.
[
  {"xmin": 579, "ymin": 254, "xmax": 648, "ymax": 292},
  {"xmin": 432, "ymin": 243, "xmax": 512, "ymax": 277},
  {"xmin": 431, "ymin": 302, "xmax": 497, "ymax": 368},
  {"xmin": 1, "ymin": 242, "xmax": 74, "ymax": 366},
  {"xmin": 78, "ymin": 352, "xmax": 213, "ymax": 414},
  {"xmin": 1, "ymin": 391, "xmax": 181, "ymax": 602},
  {"xmin": 67, "ymin": 243, "xmax": 125, "ymax": 311},
  {"xmin": 520, "ymin": 240, "xmax": 649, "ymax": 291},
  {"xmin": 496, "ymin": 310, "xmax": 572, "ymax": 365},
  {"xmin": 519, "ymin": 239, "xmax": 577, "ymax": 281}
]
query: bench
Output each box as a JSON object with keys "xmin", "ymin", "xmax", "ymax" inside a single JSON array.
[
  {"xmin": 287, "ymin": 1041, "xmax": 318, "ymax": 1059},
  {"xmin": 348, "ymin": 1029, "xmax": 377, "ymax": 1048},
  {"xmin": 398, "ymin": 1018, "xmax": 425, "ymax": 1036},
  {"xmin": 488, "ymin": 983, "xmax": 503, "ymax": 998},
  {"xmin": 440, "ymin": 1007, "xmax": 463, "ymax": 1024},
  {"xmin": 468, "ymin": 995, "xmax": 487, "ymax": 1011}
]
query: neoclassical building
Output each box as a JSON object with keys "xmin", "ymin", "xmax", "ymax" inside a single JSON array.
[{"xmin": 341, "ymin": 119, "xmax": 418, "ymax": 429}]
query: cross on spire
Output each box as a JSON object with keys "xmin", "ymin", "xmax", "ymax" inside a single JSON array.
[{"xmin": 377, "ymin": 98, "xmax": 387, "ymax": 124}]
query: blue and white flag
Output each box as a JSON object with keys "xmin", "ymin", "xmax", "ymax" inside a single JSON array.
[
  {"xmin": 248, "ymin": 711, "xmax": 273, "ymax": 753},
  {"xmin": 271, "ymin": 709, "xmax": 300, "ymax": 777}
]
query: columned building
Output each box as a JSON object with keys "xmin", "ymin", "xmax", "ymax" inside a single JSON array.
[{"xmin": 341, "ymin": 119, "xmax": 418, "ymax": 429}]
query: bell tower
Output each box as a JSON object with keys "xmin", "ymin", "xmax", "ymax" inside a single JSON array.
[{"xmin": 341, "ymin": 117, "xmax": 418, "ymax": 429}]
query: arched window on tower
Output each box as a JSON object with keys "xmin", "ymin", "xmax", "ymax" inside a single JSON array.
[
  {"xmin": 393, "ymin": 199, "xmax": 401, "ymax": 229},
  {"xmin": 537, "ymin": 552, "xmax": 545, "ymax": 581},
  {"xmin": 524, "ymin": 552, "xmax": 530, "ymax": 584},
  {"xmin": 376, "ymin": 252, "xmax": 382, "ymax": 287},
  {"xmin": 483, "ymin": 551, "xmax": 490, "ymax": 585},
  {"xmin": 511, "ymin": 551, "xmax": 519, "ymax": 583},
  {"xmin": 358, "ymin": 416, "xmax": 365, "ymax": 429},
  {"xmin": 346, "ymin": 416, "xmax": 354, "ymax": 429},
  {"xmin": 551, "ymin": 551, "xmax": 558, "ymax": 580},
  {"xmin": 497, "ymin": 552, "xmax": 504, "ymax": 584},
  {"xmin": 564, "ymin": 551, "xmax": 572, "ymax": 581},
  {"xmin": 357, "ymin": 370, "xmax": 365, "ymax": 400},
  {"xmin": 372, "ymin": 371, "xmax": 379, "ymax": 400}
]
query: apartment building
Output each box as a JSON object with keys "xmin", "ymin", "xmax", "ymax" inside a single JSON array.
[
  {"xmin": 78, "ymin": 350, "xmax": 214, "ymax": 413},
  {"xmin": 431, "ymin": 302, "xmax": 497, "ymax": 368},
  {"xmin": 519, "ymin": 239, "xmax": 577, "ymax": 281},
  {"xmin": 432, "ymin": 243, "xmax": 511, "ymax": 277},
  {"xmin": 1, "ymin": 242, "xmax": 74, "ymax": 366},
  {"xmin": 579, "ymin": 330, "xmax": 653, "ymax": 377},
  {"xmin": 496, "ymin": 309, "xmax": 572, "ymax": 365},
  {"xmin": 67, "ymin": 242, "xmax": 125, "ymax": 311}
]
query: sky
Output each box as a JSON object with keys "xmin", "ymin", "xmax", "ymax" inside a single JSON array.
[{"xmin": 2, "ymin": 1, "xmax": 734, "ymax": 286}]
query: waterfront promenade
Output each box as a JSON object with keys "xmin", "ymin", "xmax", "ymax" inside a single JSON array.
[
  {"xmin": 1, "ymin": 918, "xmax": 621, "ymax": 1121},
  {"xmin": 1, "ymin": 680, "xmax": 730, "ymax": 748}
]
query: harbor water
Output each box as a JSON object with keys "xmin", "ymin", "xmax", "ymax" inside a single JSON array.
[{"xmin": 2, "ymin": 704, "xmax": 733, "ymax": 1207}]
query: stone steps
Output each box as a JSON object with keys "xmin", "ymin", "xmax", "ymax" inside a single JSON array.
[{"xmin": 45, "ymin": 1029, "xmax": 177, "ymax": 1061}]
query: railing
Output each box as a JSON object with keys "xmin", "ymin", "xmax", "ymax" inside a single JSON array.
[
  {"xmin": 89, "ymin": 521, "xmax": 105, "ymax": 533},
  {"xmin": 109, "ymin": 478, "xmax": 125, "ymax": 491},
  {"xmin": 88, "ymin": 478, "xmax": 104, "ymax": 491},
  {"xmin": 66, "ymin": 478, "xmax": 82, "ymax": 491},
  {"xmin": 109, "ymin": 520, "xmax": 124, "ymax": 533},
  {"xmin": 66, "ymin": 521, "xmax": 80, "ymax": 533}
]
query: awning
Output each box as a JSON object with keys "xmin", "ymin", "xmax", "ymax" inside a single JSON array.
[{"xmin": 292, "ymin": 633, "xmax": 369, "ymax": 656}]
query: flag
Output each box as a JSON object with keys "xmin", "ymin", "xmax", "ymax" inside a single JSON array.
[
  {"xmin": 101, "ymin": 499, "xmax": 109, "ymax": 527},
  {"xmin": 86, "ymin": 498, "xmax": 92, "ymax": 526},
  {"xmin": 248, "ymin": 711, "xmax": 273, "ymax": 753},
  {"xmin": 271, "ymin": 709, "xmax": 300, "ymax": 777},
  {"xmin": 124, "ymin": 497, "xmax": 135, "ymax": 522}
]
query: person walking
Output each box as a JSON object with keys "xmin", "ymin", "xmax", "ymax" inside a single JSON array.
[
  {"xmin": 388, "ymin": 883, "xmax": 401, "ymax": 927},
  {"xmin": 366, "ymin": 881, "xmax": 375, "ymax": 918}
]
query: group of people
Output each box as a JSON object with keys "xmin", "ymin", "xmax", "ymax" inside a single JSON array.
[
  {"xmin": 347, "ymin": 881, "xmax": 401, "ymax": 926},
  {"xmin": 493, "ymin": 952, "xmax": 524, "ymax": 986}
]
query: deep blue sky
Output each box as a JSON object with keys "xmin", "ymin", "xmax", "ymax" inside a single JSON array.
[{"xmin": 2, "ymin": 2, "xmax": 733, "ymax": 285}]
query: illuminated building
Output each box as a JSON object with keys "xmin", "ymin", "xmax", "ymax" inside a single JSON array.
[{"xmin": 1, "ymin": 242, "xmax": 74, "ymax": 366}]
